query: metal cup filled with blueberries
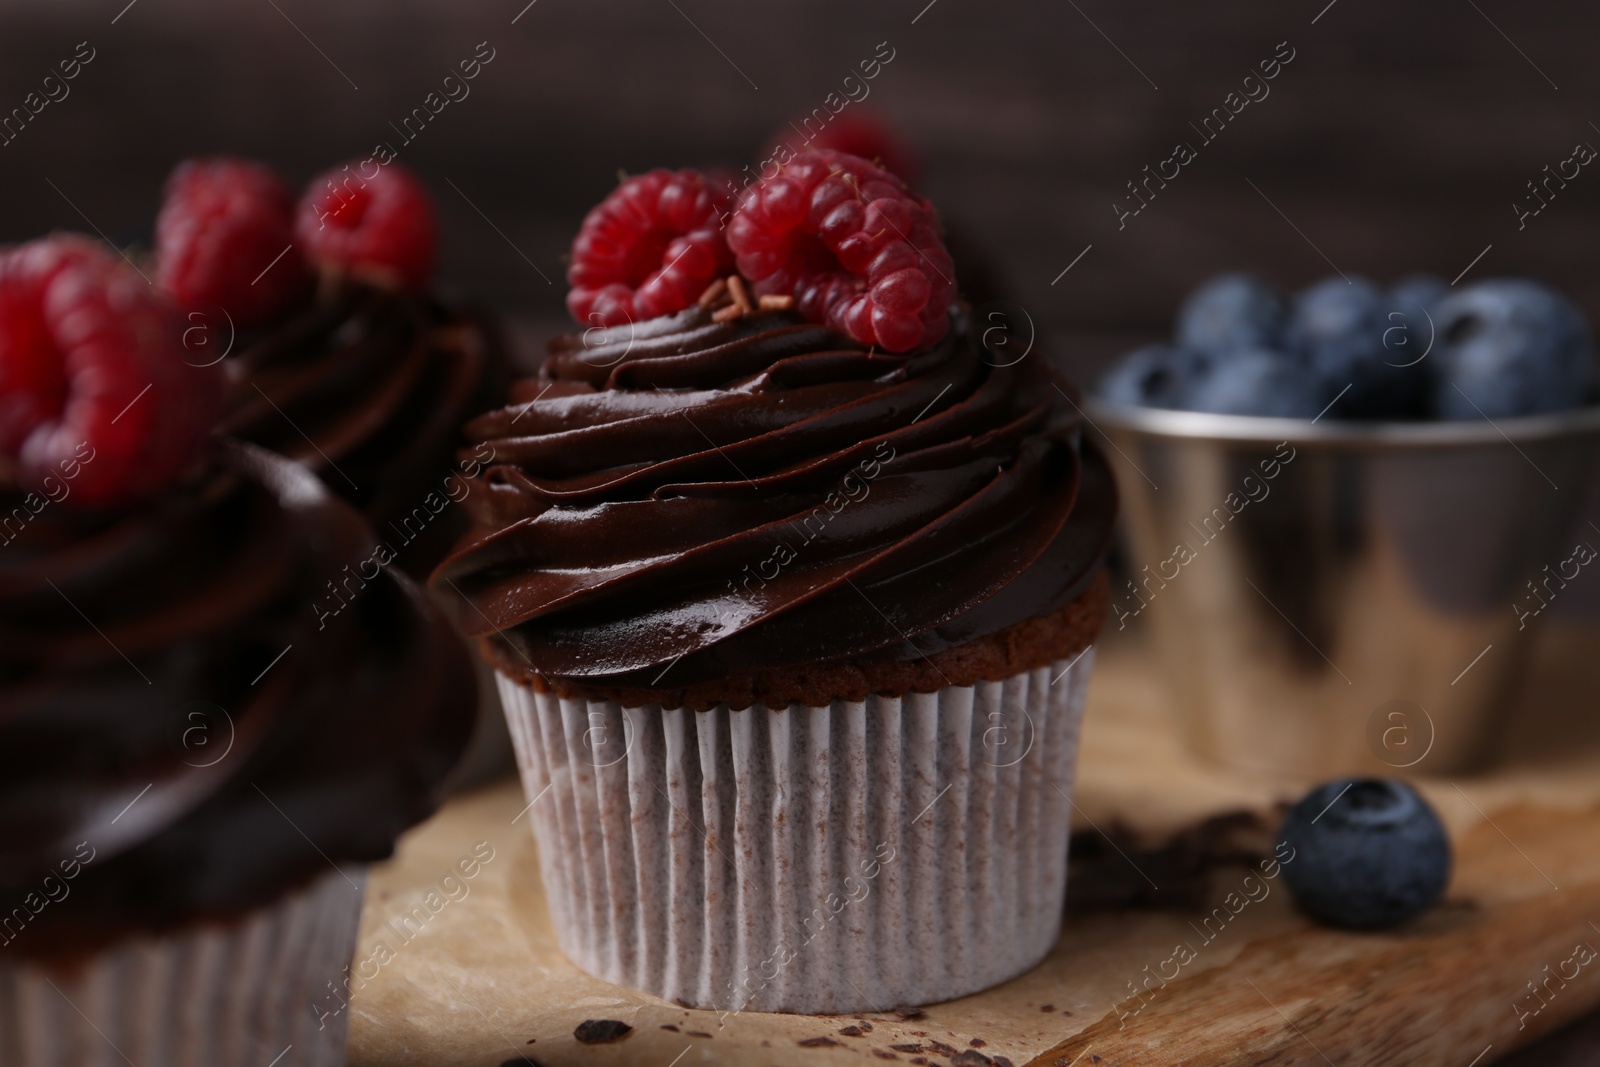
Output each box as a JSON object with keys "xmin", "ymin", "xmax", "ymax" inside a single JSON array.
[{"xmin": 1089, "ymin": 272, "xmax": 1600, "ymax": 782}]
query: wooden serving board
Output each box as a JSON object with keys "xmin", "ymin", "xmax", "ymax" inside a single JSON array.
[{"xmin": 346, "ymin": 633, "xmax": 1600, "ymax": 1067}]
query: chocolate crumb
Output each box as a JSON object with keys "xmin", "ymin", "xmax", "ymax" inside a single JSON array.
[
  {"xmin": 926, "ymin": 1040, "xmax": 958, "ymax": 1057},
  {"xmin": 660, "ymin": 1025, "xmax": 679, "ymax": 1032},
  {"xmin": 1040, "ymin": 1004, "xmax": 1055, "ymax": 1013},
  {"xmin": 573, "ymin": 1020, "xmax": 632, "ymax": 1044},
  {"xmin": 798, "ymin": 1036, "xmax": 844, "ymax": 1048},
  {"xmin": 500, "ymin": 1059, "xmax": 546, "ymax": 1067},
  {"xmin": 1091, "ymin": 1057, "xmax": 1103, "ymax": 1064},
  {"xmin": 839, "ymin": 1025, "xmax": 865, "ymax": 1037},
  {"xmin": 993, "ymin": 1058, "xmax": 1015, "ymax": 1067},
  {"xmin": 872, "ymin": 1051, "xmax": 900, "ymax": 1061},
  {"xmin": 911, "ymin": 1059, "xmax": 931, "ymax": 1066},
  {"xmin": 687, "ymin": 1031, "xmax": 712, "ymax": 1039},
  {"xmin": 858, "ymin": 1020, "xmax": 876, "ymax": 1032},
  {"xmin": 890, "ymin": 1044, "xmax": 923, "ymax": 1053},
  {"xmin": 951, "ymin": 1052, "xmax": 993, "ymax": 1067},
  {"xmin": 896, "ymin": 1007, "xmax": 927, "ymax": 1020},
  {"xmin": 970, "ymin": 1039, "xmax": 987, "ymax": 1048}
]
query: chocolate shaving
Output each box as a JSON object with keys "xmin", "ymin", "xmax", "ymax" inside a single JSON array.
[
  {"xmin": 573, "ymin": 1019, "xmax": 632, "ymax": 1044},
  {"xmin": 1067, "ymin": 809, "xmax": 1276, "ymax": 912},
  {"xmin": 926, "ymin": 1040, "xmax": 958, "ymax": 1056},
  {"xmin": 951, "ymin": 1051, "xmax": 993, "ymax": 1067},
  {"xmin": 840, "ymin": 1025, "xmax": 866, "ymax": 1037},
  {"xmin": 798, "ymin": 1036, "xmax": 844, "ymax": 1048}
]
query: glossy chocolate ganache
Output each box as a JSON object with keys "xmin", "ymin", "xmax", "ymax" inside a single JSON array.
[
  {"xmin": 434, "ymin": 304, "xmax": 1117, "ymax": 703},
  {"xmin": 0, "ymin": 440, "xmax": 474, "ymax": 957},
  {"xmin": 219, "ymin": 282, "xmax": 506, "ymax": 574}
]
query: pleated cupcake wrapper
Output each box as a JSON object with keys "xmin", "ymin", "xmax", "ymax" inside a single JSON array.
[
  {"xmin": 0, "ymin": 868, "xmax": 365, "ymax": 1067},
  {"xmin": 499, "ymin": 648, "xmax": 1096, "ymax": 1014}
]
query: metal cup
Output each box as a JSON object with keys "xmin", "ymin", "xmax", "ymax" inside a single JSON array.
[{"xmin": 1086, "ymin": 400, "xmax": 1600, "ymax": 778}]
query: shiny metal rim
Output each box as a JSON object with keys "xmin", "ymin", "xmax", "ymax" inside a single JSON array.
[{"xmin": 1083, "ymin": 397, "xmax": 1600, "ymax": 448}]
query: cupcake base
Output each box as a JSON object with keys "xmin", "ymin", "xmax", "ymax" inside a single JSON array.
[
  {"xmin": 0, "ymin": 869, "xmax": 364, "ymax": 1067},
  {"xmin": 499, "ymin": 647, "xmax": 1096, "ymax": 1013}
]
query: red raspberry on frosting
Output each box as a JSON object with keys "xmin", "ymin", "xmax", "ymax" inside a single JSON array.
[
  {"xmin": 0, "ymin": 236, "xmax": 225, "ymax": 510},
  {"xmin": 567, "ymin": 168, "xmax": 733, "ymax": 326},
  {"xmin": 156, "ymin": 157, "xmax": 311, "ymax": 329},
  {"xmin": 726, "ymin": 149, "xmax": 953, "ymax": 353},
  {"xmin": 295, "ymin": 160, "xmax": 438, "ymax": 292}
]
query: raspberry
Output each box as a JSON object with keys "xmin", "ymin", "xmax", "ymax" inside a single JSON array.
[
  {"xmin": 296, "ymin": 160, "xmax": 437, "ymax": 292},
  {"xmin": 567, "ymin": 169, "xmax": 733, "ymax": 326},
  {"xmin": 156, "ymin": 158, "xmax": 311, "ymax": 330},
  {"xmin": 0, "ymin": 237, "xmax": 225, "ymax": 510},
  {"xmin": 726, "ymin": 149, "xmax": 953, "ymax": 353},
  {"xmin": 771, "ymin": 110, "xmax": 919, "ymax": 185}
]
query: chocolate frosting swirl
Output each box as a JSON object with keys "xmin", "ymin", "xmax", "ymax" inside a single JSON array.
[
  {"xmin": 434, "ymin": 305, "xmax": 1116, "ymax": 692},
  {"xmin": 0, "ymin": 439, "xmax": 474, "ymax": 956},
  {"xmin": 219, "ymin": 283, "xmax": 506, "ymax": 574}
]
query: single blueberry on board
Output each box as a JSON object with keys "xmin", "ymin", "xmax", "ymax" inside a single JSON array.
[
  {"xmin": 1184, "ymin": 348, "xmax": 1326, "ymax": 418},
  {"xmin": 1175, "ymin": 273, "xmax": 1289, "ymax": 356},
  {"xmin": 1096, "ymin": 344, "xmax": 1211, "ymax": 409},
  {"xmin": 1431, "ymin": 279, "xmax": 1596, "ymax": 419},
  {"xmin": 1279, "ymin": 777, "xmax": 1451, "ymax": 930},
  {"xmin": 1287, "ymin": 276, "xmax": 1428, "ymax": 419}
]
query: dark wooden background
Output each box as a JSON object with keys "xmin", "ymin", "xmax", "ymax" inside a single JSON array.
[
  {"xmin": 2, "ymin": 0, "xmax": 1597, "ymax": 381},
  {"xmin": 3, "ymin": 1, "xmax": 1598, "ymax": 1060}
]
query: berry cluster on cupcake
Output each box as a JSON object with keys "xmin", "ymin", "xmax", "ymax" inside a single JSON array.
[
  {"xmin": 0, "ymin": 235, "xmax": 475, "ymax": 1064},
  {"xmin": 433, "ymin": 149, "xmax": 1117, "ymax": 1012},
  {"xmin": 154, "ymin": 156, "xmax": 507, "ymax": 574}
]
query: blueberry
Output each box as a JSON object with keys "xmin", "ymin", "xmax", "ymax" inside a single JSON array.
[
  {"xmin": 1096, "ymin": 344, "xmax": 1211, "ymax": 409},
  {"xmin": 1431, "ymin": 279, "xmax": 1596, "ymax": 418},
  {"xmin": 1175, "ymin": 273, "xmax": 1289, "ymax": 356},
  {"xmin": 1183, "ymin": 348, "xmax": 1326, "ymax": 418},
  {"xmin": 1279, "ymin": 777, "xmax": 1451, "ymax": 930},
  {"xmin": 1382, "ymin": 273, "xmax": 1448, "ymax": 372},
  {"xmin": 1287, "ymin": 276, "xmax": 1428, "ymax": 419}
]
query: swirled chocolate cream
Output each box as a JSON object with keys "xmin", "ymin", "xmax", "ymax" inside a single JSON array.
[{"xmin": 433, "ymin": 155, "xmax": 1114, "ymax": 710}]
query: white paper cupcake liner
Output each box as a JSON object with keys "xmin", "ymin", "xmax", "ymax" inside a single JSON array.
[
  {"xmin": 499, "ymin": 648, "xmax": 1096, "ymax": 1014},
  {"xmin": 0, "ymin": 867, "xmax": 365, "ymax": 1067}
]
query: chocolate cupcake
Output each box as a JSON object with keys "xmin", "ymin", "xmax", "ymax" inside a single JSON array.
[
  {"xmin": 0, "ymin": 237, "xmax": 474, "ymax": 1064},
  {"xmin": 156, "ymin": 157, "xmax": 507, "ymax": 577},
  {"xmin": 433, "ymin": 152, "xmax": 1116, "ymax": 1012}
]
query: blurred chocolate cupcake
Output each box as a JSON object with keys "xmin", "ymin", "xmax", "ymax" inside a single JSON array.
[
  {"xmin": 155, "ymin": 157, "xmax": 507, "ymax": 577},
  {"xmin": 0, "ymin": 237, "xmax": 474, "ymax": 1065}
]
